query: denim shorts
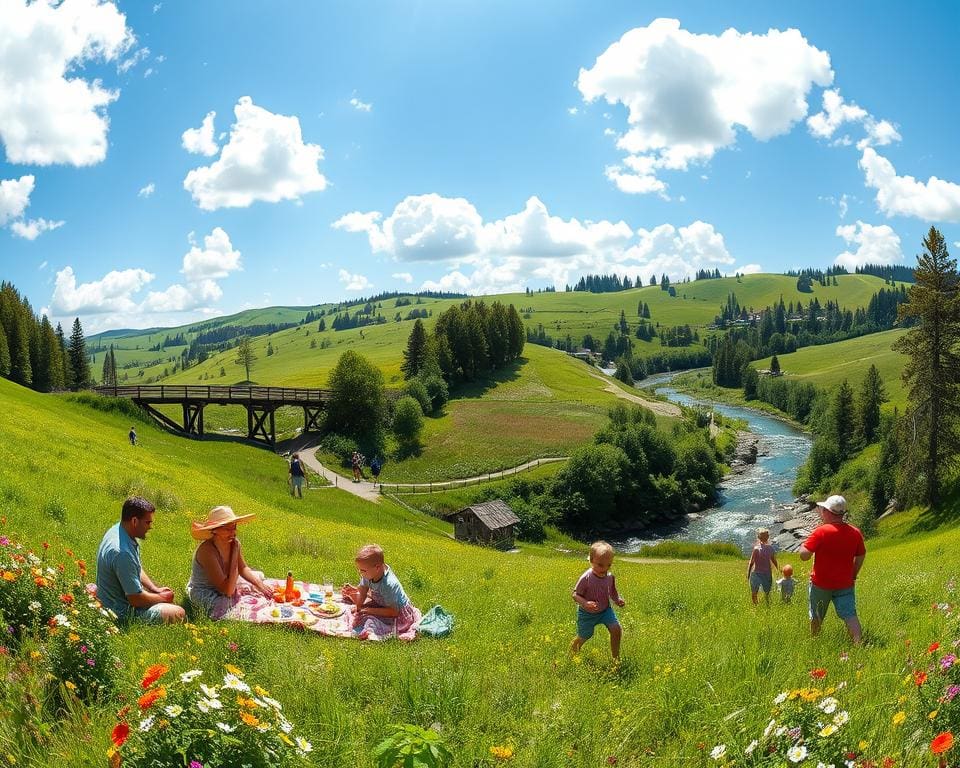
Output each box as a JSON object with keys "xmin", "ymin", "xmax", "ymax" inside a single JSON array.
[
  {"xmin": 576, "ymin": 606, "xmax": 619, "ymax": 640},
  {"xmin": 291, "ymin": 476, "xmax": 304, "ymax": 488},
  {"xmin": 808, "ymin": 583, "xmax": 858, "ymax": 621},
  {"xmin": 132, "ymin": 604, "xmax": 165, "ymax": 624},
  {"xmin": 750, "ymin": 572, "xmax": 773, "ymax": 593}
]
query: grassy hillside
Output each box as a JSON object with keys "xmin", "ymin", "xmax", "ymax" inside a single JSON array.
[
  {"xmin": 753, "ymin": 328, "xmax": 909, "ymax": 409},
  {"xmin": 0, "ymin": 379, "xmax": 955, "ymax": 766}
]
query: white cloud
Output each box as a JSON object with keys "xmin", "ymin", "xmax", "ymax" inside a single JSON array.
[
  {"xmin": 860, "ymin": 148, "xmax": 960, "ymax": 222},
  {"xmin": 392, "ymin": 272, "xmax": 414, "ymax": 283},
  {"xmin": 11, "ymin": 218, "xmax": 64, "ymax": 240},
  {"xmin": 338, "ymin": 193, "xmax": 739, "ymax": 294},
  {"xmin": 338, "ymin": 269, "xmax": 372, "ymax": 291},
  {"xmin": 181, "ymin": 111, "xmax": 218, "ymax": 156},
  {"xmin": 834, "ymin": 220, "xmax": 902, "ymax": 270},
  {"xmin": 0, "ymin": 176, "xmax": 34, "ymax": 225},
  {"xmin": 349, "ymin": 96, "xmax": 372, "ymax": 112},
  {"xmin": 839, "ymin": 193, "xmax": 850, "ymax": 219},
  {"xmin": 735, "ymin": 263, "xmax": 763, "ymax": 275},
  {"xmin": 807, "ymin": 89, "xmax": 900, "ymax": 150},
  {"xmin": 38, "ymin": 261, "xmax": 48, "ymax": 271},
  {"xmin": 0, "ymin": 0, "xmax": 133, "ymax": 166},
  {"xmin": 181, "ymin": 227, "xmax": 242, "ymax": 282},
  {"xmin": 577, "ymin": 18, "xmax": 832, "ymax": 195},
  {"xmin": 138, "ymin": 182, "xmax": 155, "ymax": 198},
  {"xmin": 50, "ymin": 266, "xmax": 154, "ymax": 315},
  {"xmin": 183, "ymin": 97, "xmax": 328, "ymax": 210},
  {"xmin": 118, "ymin": 46, "xmax": 149, "ymax": 74},
  {"xmin": 567, "ymin": 107, "xmax": 579, "ymax": 115}
]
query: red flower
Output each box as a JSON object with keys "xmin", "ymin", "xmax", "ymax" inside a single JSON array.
[
  {"xmin": 882, "ymin": 757, "xmax": 896, "ymax": 768},
  {"xmin": 915, "ymin": 671, "xmax": 929, "ymax": 687},
  {"xmin": 140, "ymin": 663, "xmax": 169, "ymax": 689},
  {"xmin": 810, "ymin": 668, "xmax": 827, "ymax": 680},
  {"xmin": 137, "ymin": 687, "xmax": 164, "ymax": 710},
  {"xmin": 42, "ymin": 542, "xmax": 49, "ymax": 550},
  {"xmin": 607, "ymin": 757, "xmax": 618, "ymax": 765},
  {"xmin": 111, "ymin": 722, "xmax": 129, "ymax": 748},
  {"xmin": 931, "ymin": 732, "xmax": 954, "ymax": 755},
  {"xmin": 930, "ymin": 642, "xmax": 941, "ymax": 654},
  {"xmin": 60, "ymin": 594, "xmax": 74, "ymax": 604}
]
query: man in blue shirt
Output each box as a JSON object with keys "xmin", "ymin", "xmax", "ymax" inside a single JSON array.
[{"xmin": 95, "ymin": 496, "xmax": 185, "ymax": 624}]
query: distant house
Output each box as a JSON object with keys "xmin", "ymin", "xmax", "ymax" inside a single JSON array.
[{"xmin": 447, "ymin": 499, "xmax": 520, "ymax": 550}]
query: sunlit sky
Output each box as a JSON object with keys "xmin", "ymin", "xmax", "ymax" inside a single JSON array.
[{"xmin": 2, "ymin": 0, "xmax": 959, "ymax": 333}]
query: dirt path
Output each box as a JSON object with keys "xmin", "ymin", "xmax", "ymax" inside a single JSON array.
[
  {"xmin": 587, "ymin": 371, "xmax": 682, "ymax": 417},
  {"xmin": 297, "ymin": 449, "xmax": 568, "ymax": 504}
]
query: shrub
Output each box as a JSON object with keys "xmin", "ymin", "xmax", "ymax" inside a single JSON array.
[
  {"xmin": 321, "ymin": 433, "xmax": 360, "ymax": 468},
  {"xmin": 404, "ymin": 379, "xmax": 432, "ymax": 415},
  {"xmin": 392, "ymin": 396, "xmax": 424, "ymax": 449},
  {"xmin": 326, "ymin": 351, "xmax": 388, "ymax": 450},
  {"xmin": 373, "ymin": 723, "xmax": 452, "ymax": 768},
  {"xmin": 419, "ymin": 373, "xmax": 449, "ymax": 413}
]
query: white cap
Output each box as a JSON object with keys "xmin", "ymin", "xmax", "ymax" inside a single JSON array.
[{"xmin": 816, "ymin": 495, "xmax": 847, "ymax": 515}]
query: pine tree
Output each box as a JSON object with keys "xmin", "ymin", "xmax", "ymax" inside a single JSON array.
[
  {"xmin": 892, "ymin": 226, "xmax": 960, "ymax": 505},
  {"xmin": 855, "ymin": 364, "xmax": 886, "ymax": 446},
  {"xmin": 770, "ymin": 354, "xmax": 781, "ymax": 376},
  {"xmin": 234, "ymin": 336, "xmax": 257, "ymax": 381},
  {"xmin": 67, "ymin": 318, "xmax": 91, "ymax": 390},
  {"xmin": 830, "ymin": 379, "xmax": 856, "ymax": 459},
  {"xmin": 401, "ymin": 319, "xmax": 428, "ymax": 379},
  {"xmin": 0, "ymin": 326, "xmax": 9, "ymax": 377},
  {"xmin": 56, "ymin": 323, "xmax": 72, "ymax": 390}
]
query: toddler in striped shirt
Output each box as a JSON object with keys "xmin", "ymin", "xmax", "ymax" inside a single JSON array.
[{"xmin": 570, "ymin": 541, "xmax": 625, "ymax": 660}]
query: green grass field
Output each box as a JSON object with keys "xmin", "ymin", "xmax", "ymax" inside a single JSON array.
[{"xmin": 0, "ymin": 377, "xmax": 957, "ymax": 766}]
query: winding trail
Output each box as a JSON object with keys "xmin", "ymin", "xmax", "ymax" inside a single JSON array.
[
  {"xmin": 587, "ymin": 371, "xmax": 682, "ymax": 417},
  {"xmin": 297, "ymin": 448, "xmax": 567, "ymax": 504}
]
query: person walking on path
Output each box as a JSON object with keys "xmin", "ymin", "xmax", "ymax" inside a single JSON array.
[
  {"xmin": 95, "ymin": 496, "xmax": 185, "ymax": 624},
  {"xmin": 128, "ymin": 426, "xmax": 137, "ymax": 446},
  {"xmin": 799, "ymin": 495, "xmax": 866, "ymax": 644},
  {"xmin": 351, "ymin": 451, "xmax": 364, "ymax": 483},
  {"xmin": 289, "ymin": 452, "xmax": 307, "ymax": 498}
]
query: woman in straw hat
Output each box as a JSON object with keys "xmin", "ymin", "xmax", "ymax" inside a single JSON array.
[{"xmin": 186, "ymin": 505, "xmax": 273, "ymax": 617}]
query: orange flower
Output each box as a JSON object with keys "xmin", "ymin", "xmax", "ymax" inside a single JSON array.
[
  {"xmin": 929, "ymin": 642, "xmax": 941, "ymax": 654},
  {"xmin": 34, "ymin": 576, "xmax": 49, "ymax": 587},
  {"xmin": 111, "ymin": 722, "xmax": 130, "ymax": 747},
  {"xmin": 930, "ymin": 732, "xmax": 954, "ymax": 755},
  {"xmin": 1, "ymin": 571, "xmax": 15, "ymax": 581},
  {"xmin": 915, "ymin": 671, "xmax": 929, "ymax": 687},
  {"xmin": 60, "ymin": 594, "xmax": 74, "ymax": 604},
  {"xmin": 809, "ymin": 668, "xmax": 827, "ymax": 680},
  {"xmin": 140, "ymin": 664, "xmax": 170, "ymax": 689},
  {"xmin": 240, "ymin": 711, "xmax": 260, "ymax": 727},
  {"xmin": 137, "ymin": 686, "xmax": 166, "ymax": 710}
]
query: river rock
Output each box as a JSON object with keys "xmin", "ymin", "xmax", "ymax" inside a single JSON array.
[{"xmin": 781, "ymin": 518, "xmax": 808, "ymax": 532}]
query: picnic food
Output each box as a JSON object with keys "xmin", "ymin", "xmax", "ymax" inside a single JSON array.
[{"xmin": 285, "ymin": 571, "xmax": 296, "ymax": 602}]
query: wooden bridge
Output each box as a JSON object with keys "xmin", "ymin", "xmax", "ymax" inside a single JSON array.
[{"xmin": 93, "ymin": 384, "xmax": 333, "ymax": 446}]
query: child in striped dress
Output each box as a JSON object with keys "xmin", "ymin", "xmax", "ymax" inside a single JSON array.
[{"xmin": 570, "ymin": 541, "xmax": 625, "ymax": 660}]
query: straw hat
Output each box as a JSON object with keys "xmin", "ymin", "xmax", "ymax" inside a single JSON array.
[{"xmin": 190, "ymin": 505, "xmax": 255, "ymax": 540}]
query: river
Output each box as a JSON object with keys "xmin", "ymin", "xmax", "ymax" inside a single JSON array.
[{"xmin": 610, "ymin": 371, "xmax": 812, "ymax": 554}]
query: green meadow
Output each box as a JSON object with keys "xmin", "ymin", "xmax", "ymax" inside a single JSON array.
[{"xmin": 0, "ymin": 376, "xmax": 957, "ymax": 766}]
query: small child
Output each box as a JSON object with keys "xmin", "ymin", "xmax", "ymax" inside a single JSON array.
[
  {"xmin": 747, "ymin": 528, "xmax": 779, "ymax": 606},
  {"xmin": 342, "ymin": 544, "xmax": 421, "ymax": 640},
  {"xmin": 570, "ymin": 541, "xmax": 625, "ymax": 660},
  {"xmin": 777, "ymin": 563, "xmax": 795, "ymax": 603}
]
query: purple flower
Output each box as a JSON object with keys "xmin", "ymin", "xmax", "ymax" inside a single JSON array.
[
  {"xmin": 190, "ymin": 762, "xmax": 203, "ymax": 768},
  {"xmin": 940, "ymin": 654, "xmax": 957, "ymax": 671},
  {"xmin": 80, "ymin": 645, "xmax": 88, "ymax": 654},
  {"xmin": 946, "ymin": 685, "xmax": 960, "ymax": 702},
  {"xmin": 0, "ymin": 536, "xmax": 9, "ymax": 546},
  {"xmin": 788, "ymin": 727, "xmax": 801, "ymax": 740},
  {"xmin": 86, "ymin": 658, "xmax": 95, "ymax": 666}
]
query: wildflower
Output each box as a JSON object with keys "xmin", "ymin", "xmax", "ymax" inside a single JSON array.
[
  {"xmin": 164, "ymin": 705, "xmax": 183, "ymax": 717},
  {"xmin": 929, "ymin": 710, "xmax": 940, "ymax": 720},
  {"xmin": 199, "ymin": 684, "xmax": 218, "ymax": 698},
  {"xmin": 915, "ymin": 671, "xmax": 928, "ymax": 686},
  {"xmin": 141, "ymin": 664, "xmax": 170, "ymax": 689},
  {"xmin": 839, "ymin": 651, "xmax": 849, "ymax": 662},
  {"xmin": 774, "ymin": 692, "xmax": 789, "ymax": 705},
  {"xmin": 0, "ymin": 537, "xmax": 8, "ymax": 546},
  {"xmin": 110, "ymin": 723, "xmax": 130, "ymax": 747},
  {"xmin": 240, "ymin": 712, "xmax": 260, "ymax": 728},
  {"xmin": 788, "ymin": 745, "xmax": 808, "ymax": 763},
  {"xmin": 940, "ymin": 654, "xmax": 956, "ymax": 671},
  {"xmin": 223, "ymin": 673, "xmax": 251, "ymax": 693},
  {"xmin": 137, "ymin": 687, "xmax": 166, "ymax": 710},
  {"xmin": 606, "ymin": 757, "xmax": 617, "ymax": 765},
  {"xmin": 710, "ymin": 744, "xmax": 726, "ymax": 761},
  {"xmin": 30, "ymin": 651, "xmax": 41, "ymax": 660},
  {"xmin": 68, "ymin": 633, "xmax": 80, "ymax": 642},
  {"xmin": 946, "ymin": 685, "xmax": 960, "ymax": 702},
  {"xmin": 744, "ymin": 740, "xmax": 758, "ymax": 756},
  {"xmin": 139, "ymin": 716, "xmax": 155, "ymax": 732},
  {"xmin": 279, "ymin": 733, "xmax": 295, "ymax": 746},
  {"xmin": 190, "ymin": 762, "xmax": 203, "ymax": 768},
  {"xmin": 196, "ymin": 700, "xmax": 210, "ymax": 714},
  {"xmin": 28, "ymin": 601, "xmax": 40, "ymax": 612},
  {"xmin": 295, "ymin": 737, "xmax": 312, "ymax": 754},
  {"xmin": 763, "ymin": 719, "xmax": 776, "ymax": 738},
  {"xmin": 1, "ymin": 572, "xmax": 14, "ymax": 581},
  {"xmin": 216, "ymin": 722, "xmax": 236, "ymax": 733},
  {"xmin": 490, "ymin": 745, "xmax": 514, "ymax": 760},
  {"xmin": 818, "ymin": 697, "xmax": 839, "ymax": 714},
  {"xmin": 224, "ymin": 663, "xmax": 244, "ymax": 677},
  {"xmin": 278, "ymin": 717, "xmax": 293, "ymax": 734},
  {"xmin": 929, "ymin": 642, "xmax": 940, "ymax": 653},
  {"xmin": 834, "ymin": 711, "xmax": 850, "ymax": 726},
  {"xmin": 810, "ymin": 668, "xmax": 827, "ymax": 680},
  {"xmin": 64, "ymin": 681, "xmax": 77, "ymax": 691},
  {"xmin": 60, "ymin": 594, "xmax": 73, "ymax": 604},
  {"xmin": 820, "ymin": 724, "xmax": 838, "ymax": 737},
  {"xmin": 930, "ymin": 732, "xmax": 954, "ymax": 755},
  {"xmin": 179, "ymin": 669, "xmax": 203, "ymax": 683},
  {"xmin": 892, "ymin": 711, "xmax": 906, "ymax": 726}
]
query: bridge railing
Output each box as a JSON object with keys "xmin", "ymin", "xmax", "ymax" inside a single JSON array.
[{"xmin": 93, "ymin": 384, "xmax": 333, "ymax": 403}]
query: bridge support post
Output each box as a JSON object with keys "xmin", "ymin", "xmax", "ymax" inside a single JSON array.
[
  {"xmin": 183, "ymin": 402, "xmax": 205, "ymax": 437},
  {"xmin": 303, "ymin": 405, "xmax": 324, "ymax": 433},
  {"xmin": 247, "ymin": 405, "xmax": 277, "ymax": 446}
]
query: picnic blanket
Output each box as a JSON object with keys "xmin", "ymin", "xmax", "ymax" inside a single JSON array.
[{"xmin": 215, "ymin": 577, "xmax": 421, "ymax": 641}]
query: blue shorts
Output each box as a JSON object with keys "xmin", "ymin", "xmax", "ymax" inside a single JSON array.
[
  {"xmin": 291, "ymin": 476, "xmax": 304, "ymax": 488},
  {"xmin": 132, "ymin": 604, "xmax": 165, "ymax": 624},
  {"xmin": 576, "ymin": 606, "xmax": 619, "ymax": 640},
  {"xmin": 808, "ymin": 583, "xmax": 858, "ymax": 621},
  {"xmin": 750, "ymin": 572, "xmax": 773, "ymax": 593}
]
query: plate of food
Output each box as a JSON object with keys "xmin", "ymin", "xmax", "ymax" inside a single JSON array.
[{"xmin": 307, "ymin": 602, "xmax": 345, "ymax": 619}]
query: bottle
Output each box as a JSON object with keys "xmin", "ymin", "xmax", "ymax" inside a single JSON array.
[{"xmin": 285, "ymin": 571, "xmax": 295, "ymax": 602}]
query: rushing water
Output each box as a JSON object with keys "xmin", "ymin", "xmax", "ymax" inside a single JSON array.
[{"xmin": 610, "ymin": 373, "xmax": 812, "ymax": 553}]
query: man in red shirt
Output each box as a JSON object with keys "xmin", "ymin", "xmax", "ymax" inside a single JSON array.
[{"xmin": 798, "ymin": 495, "xmax": 866, "ymax": 644}]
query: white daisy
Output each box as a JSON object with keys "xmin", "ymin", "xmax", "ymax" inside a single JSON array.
[
  {"xmin": 179, "ymin": 670, "xmax": 203, "ymax": 683},
  {"xmin": 818, "ymin": 697, "xmax": 839, "ymax": 714},
  {"xmin": 200, "ymin": 684, "xmax": 219, "ymax": 698},
  {"xmin": 139, "ymin": 716, "xmax": 155, "ymax": 732},
  {"xmin": 28, "ymin": 601, "xmax": 41, "ymax": 612},
  {"xmin": 295, "ymin": 737, "xmax": 312, "ymax": 753},
  {"xmin": 763, "ymin": 719, "xmax": 777, "ymax": 738},
  {"xmin": 788, "ymin": 745, "xmax": 808, "ymax": 763},
  {"xmin": 710, "ymin": 744, "xmax": 726, "ymax": 760},
  {"xmin": 278, "ymin": 718, "xmax": 293, "ymax": 734},
  {"xmin": 164, "ymin": 705, "xmax": 183, "ymax": 718},
  {"xmin": 833, "ymin": 710, "xmax": 849, "ymax": 726},
  {"xmin": 216, "ymin": 722, "xmax": 236, "ymax": 733},
  {"xmin": 774, "ymin": 692, "xmax": 789, "ymax": 705},
  {"xmin": 744, "ymin": 740, "xmax": 758, "ymax": 755},
  {"xmin": 223, "ymin": 673, "xmax": 251, "ymax": 693}
]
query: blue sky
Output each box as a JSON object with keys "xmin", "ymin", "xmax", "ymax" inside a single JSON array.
[{"xmin": 2, "ymin": 0, "xmax": 959, "ymax": 333}]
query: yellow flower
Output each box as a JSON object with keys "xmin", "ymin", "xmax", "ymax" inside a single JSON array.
[
  {"xmin": 240, "ymin": 712, "xmax": 260, "ymax": 727},
  {"xmin": 898, "ymin": 694, "xmax": 909, "ymax": 705},
  {"xmin": 64, "ymin": 681, "xmax": 77, "ymax": 691},
  {"xmin": 928, "ymin": 710, "xmax": 939, "ymax": 720},
  {"xmin": 224, "ymin": 664, "xmax": 244, "ymax": 677},
  {"xmin": 858, "ymin": 740, "xmax": 869, "ymax": 752},
  {"xmin": 892, "ymin": 711, "xmax": 906, "ymax": 726},
  {"xmin": 490, "ymin": 745, "xmax": 514, "ymax": 760},
  {"xmin": 279, "ymin": 733, "xmax": 294, "ymax": 746},
  {"xmin": 30, "ymin": 651, "xmax": 41, "ymax": 660},
  {"xmin": 68, "ymin": 633, "xmax": 80, "ymax": 642}
]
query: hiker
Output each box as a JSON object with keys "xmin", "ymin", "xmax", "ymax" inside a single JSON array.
[
  {"xmin": 370, "ymin": 456, "xmax": 383, "ymax": 487},
  {"xmin": 746, "ymin": 528, "xmax": 780, "ymax": 605},
  {"xmin": 570, "ymin": 541, "xmax": 625, "ymax": 660},
  {"xmin": 289, "ymin": 452, "xmax": 307, "ymax": 498},
  {"xmin": 128, "ymin": 426, "xmax": 137, "ymax": 446},
  {"xmin": 95, "ymin": 496, "xmax": 185, "ymax": 624},
  {"xmin": 187, "ymin": 505, "xmax": 274, "ymax": 618},
  {"xmin": 351, "ymin": 451, "xmax": 363, "ymax": 483},
  {"xmin": 342, "ymin": 544, "xmax": 421, "ymax": 640},
  {"xmin": 799, "ymin": 495, "xmax": 866, "ymax": 644}
]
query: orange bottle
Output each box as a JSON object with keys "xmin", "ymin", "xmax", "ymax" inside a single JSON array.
[{"xmin": 285, "ymin": 571, "xmax": 295, "ymax": 602}]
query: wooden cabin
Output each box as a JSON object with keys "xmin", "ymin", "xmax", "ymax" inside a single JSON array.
[{"xmin": 447, "ymin": 499, "xmax": 520, "ymax": 550}]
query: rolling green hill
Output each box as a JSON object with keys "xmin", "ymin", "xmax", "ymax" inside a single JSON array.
[{"xmin": 0, "ymin": 376, "xmax": 955, "ymax": 766}]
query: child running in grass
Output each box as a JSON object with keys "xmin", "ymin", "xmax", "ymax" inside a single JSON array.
[
  {"xmin": 342, "ymin": 544, "xmax": 421, "ymax": 641},
  {"xmin": 777, "ymin": 563, "xmax": 795, "ymax": 603},
  {"xmin": 570, "ymin": 541, "xmax": 625, "ymax": 660},
  {"xmin": 747, "ymin": 528, "xmax": 780, "ymax": 605}
]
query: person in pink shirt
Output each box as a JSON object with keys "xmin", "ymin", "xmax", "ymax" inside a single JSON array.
[
  {"xmin": 746, "ymin": 528, "xmax": 780, "ymax": 605},
  {"xmin": 570, "ymin": 541, "xmax": 625, "ymax": 660}
]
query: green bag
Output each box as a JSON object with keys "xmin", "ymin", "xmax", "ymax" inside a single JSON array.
[{"xmin": 418, "ymin": 605, "xmax": 454, "ymax": 638}]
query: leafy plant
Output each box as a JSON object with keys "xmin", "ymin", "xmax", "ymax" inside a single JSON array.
[{"xmin": 373, "ymin": 723, "xmax": 453, "ymax": 768}]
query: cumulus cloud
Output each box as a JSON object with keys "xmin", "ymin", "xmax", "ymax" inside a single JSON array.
[
  {"xmin": 349, "ymin": 96, "xmax": 372, "ymax": 112},
  {"xmin": 0, "ymin": 0, "xmax": 133, "ymax": 166},
  {"xmin": 181, "ymin": 111, "xmax": 218, "ymax": 156},
  {"xmin": 807, "ymin": 89, "xmax": 900, "ymax": 150},
  {"xmin": 183, "ymin": 96, "xmax": 328, "ymax": 210},
  {"xmin": 50, "ymin": 266, "xmax": 154, "ymax": 315},
  {"xmin": 0, "ymin": 175, "xmax": 62, "ymax": 239},
  {"xmin": 834, "ymin": 220, "xmax": 903, "ymax": 270},
  {"xmin": 577, "ymin": 18, "xmax": 832, "ymax": 195},
  {"xmin": 392, "ymin": 272, "xmax": 413, "ymax": 284},
  {"xmin": 860, "ymin": 148, "xmax": 960, "ymax": 223},
  {"xmin": 11, "ymin": 218, "xmax": 64, "ymax": 240},
  {"xmin": 337, "ymin": 193, "xmax": 738, "ymax": 294},
  {"xmin": 338, "ymin": 269, "xmax": 372, "ymax": 291},
  {"xmin": 138, "ymin": 182, "xmax": 155, "ymax": 198}
]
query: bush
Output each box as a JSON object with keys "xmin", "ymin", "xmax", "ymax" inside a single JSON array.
[
  {"xmin": 403, "ymin": 379, "xmax": 432, "ymax": 415},
  {"xmin": 510, "ymin": 497, "xmax": 550, "ymax": 543},
  {"xmin": 326, "ymin": 351, "xmax": 388, "ymax": 449},
  {"xmin": 419, "ymin": 373, "xmax": 449, "ymax": 413},
  {"xmin": 321, "ymin": 433, "xmax": 360, "ymax": 468},
  {"xmin": 373, "ymin": 724, "xmax": 452, "ymax": 768},
  {"xmin": 392, "ymin": 396, "xmax": 424, "ymax": 452}
]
